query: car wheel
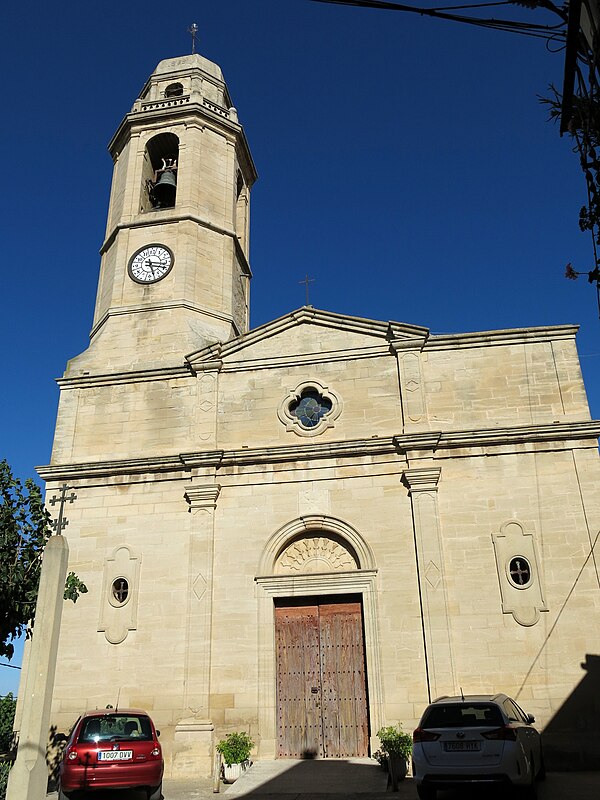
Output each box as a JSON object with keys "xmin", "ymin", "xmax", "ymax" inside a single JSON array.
[
  {"xmin": 147, "ymin": 782, "xmax": 163, "ymax": 800},
  {"xmin": 57, "ymin": 786, "xmax": 76, "ymax": 800},
  {"xmin": 416, "ymin": 786, "xmax": 437, "ymax": 800}
]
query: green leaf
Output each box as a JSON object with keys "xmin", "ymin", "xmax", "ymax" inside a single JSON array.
[{"xmin": 0, "ymin": 461, "xmax": 87, "ymax": 659}]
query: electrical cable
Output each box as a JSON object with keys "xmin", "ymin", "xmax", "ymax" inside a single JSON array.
[{"xmin": 310, "ymin": 0, "xmax": 567, "ymax": 41}]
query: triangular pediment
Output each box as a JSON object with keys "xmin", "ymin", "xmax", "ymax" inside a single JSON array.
[{"xmin": 185, "ymin": 307, "xmax": 429, "ymax": 370}]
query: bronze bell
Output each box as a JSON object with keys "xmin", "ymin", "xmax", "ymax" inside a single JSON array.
[{"xmin": 151, "ymin": 169, "xmax": 177, "ymax": 208}]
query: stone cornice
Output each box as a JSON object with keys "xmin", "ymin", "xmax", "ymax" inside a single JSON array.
[
  {"xmin": 220, "ymin": 344, "xmax": 393, "ymax": 373},
  {"xmin": 184, "ymin": 484, "xmax": 221, "ymax": 510},
  {"xmin": 179, "ymin": 452, "xmax": 225, "ymax": 468},
  {"xmin": 185, "ymin": 307, "xmax": 428, "ymax": 369},
  {"xmin": 430, "ymin": 420, "xmax": 600, "ymax": 449},
  {"xmin": 37, "ymin": 450, "xmax": 226, "ymax": 482},
  {"xmin": 220, "ymin": 438, "xmax": 392, "ymax": 467},
  {"xmin": 108, "ymin": 100, "xmax": 257, "ymax": 186},
  {"xmin": 255, "ymin": 570, "xmax": 378, "ymax": 594},
  {"xmin": 57, "ymin": 364, "xmax": 194, "ymax": 389},
  {"xmin": 426, "ymin": 324, "xmax": 579, "ymax": 350},
  {"xmin": 390, "ymin": 337, "xmax": 429, "ymax": 353},
  {"xmin": 394, "ymin": 433, "xmax": 443, "ymax": 452},
  {"xmin": 402, "ymin": 467, "xmax": 442, "ymax": 493},
  {"xmin": 37, "ymin": 421, "xmax": 600, "ymax": 482},
  {"xmin": 222, "ymin": 307, "xmax": 428, "ymax": 357},
  {"xmin": 100, "ymin": 213, "xmax": 252, "ymax": 268},
  {"xmin": 37, "ymin": 455, "xmax": 190, "ymax": 482},
  {"xmin": 185, "ymin": 343, "xmax": 223, "ymax": 373},
  {"xmin": 89, "ymin": 299, "xmax": 235, "ymax": 342}
]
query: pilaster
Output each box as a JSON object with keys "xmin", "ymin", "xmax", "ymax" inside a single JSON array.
[
  {"xmin": 403, "ymin": 467, "xmax": 456, "ymax": 701},
  {"xmin": 391, "ymin": 338, "xmax": 428, "ymax": 429},
  {"xmin": 172, "ymin": 483, "xmax": 221, "ymax": 777}
]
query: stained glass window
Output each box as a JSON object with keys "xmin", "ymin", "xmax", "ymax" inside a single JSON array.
[
  {"xmin": 509, "ymin": 557, "xmax": 531, "ymax": 587},
  {"xmin": 289, "ymin": 389, "xmax": 332, "ymax": 428},
  {"xmin": 112, "ymin": 577, "xmax": 129, "ymax": 604}
]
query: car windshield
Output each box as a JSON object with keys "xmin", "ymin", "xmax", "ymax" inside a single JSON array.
[
  {"xmin": 79, "ymin": 714, "xmax": 153, "ymax": 742},
  {"xmin": 423, "ymin": 703, "xmax": 503, "ymax": 728}
]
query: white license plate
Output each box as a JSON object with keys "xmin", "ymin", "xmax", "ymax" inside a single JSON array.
[
  {"xmin": 443, "ymin": 741, "xmax": 480, "ymax": 752},
  {"xmin": 97, "ymin": 750, "xmax": 133, "ymax": 761}
]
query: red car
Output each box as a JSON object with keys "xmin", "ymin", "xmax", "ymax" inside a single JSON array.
[{"xmin": 58, "ymin": 708, "xmax": 163, "ymax": 800}]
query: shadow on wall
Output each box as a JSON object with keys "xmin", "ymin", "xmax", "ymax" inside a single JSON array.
[
  {"xmin": 543, "ymin": 654, "xmax": 600, "ymax": 770},
  {"xmin": 46, "ymin": 725, "xmax": 68, "ymax": 792}
]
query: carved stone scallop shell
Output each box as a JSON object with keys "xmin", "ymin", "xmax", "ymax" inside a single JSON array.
[{"xmin": 276, "ymin": 536, "xmax": 358, "ymax": 574}]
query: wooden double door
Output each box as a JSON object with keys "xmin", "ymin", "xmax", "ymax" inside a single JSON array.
[{"xmin": 275, "ymin": 597, "xmax": 369, "ymax": 758}]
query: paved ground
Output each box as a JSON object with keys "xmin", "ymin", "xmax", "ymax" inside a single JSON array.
[{"xmin": 46, "ymin": 759, "xmax": 600, "ymax": 800}]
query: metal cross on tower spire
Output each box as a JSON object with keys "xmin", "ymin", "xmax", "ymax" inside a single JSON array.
[
  {"xmin": 188, "ymin": 22, "xmax": 199, "ymax": 54},
  {"xmin": 48, "ymin": 484, "xmax": 77, "ymax": 535}
]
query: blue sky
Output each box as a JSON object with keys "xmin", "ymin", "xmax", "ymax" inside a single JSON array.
[{"xmin": 1, "ymin": 0, "xmax": 599, "ymax": 693}]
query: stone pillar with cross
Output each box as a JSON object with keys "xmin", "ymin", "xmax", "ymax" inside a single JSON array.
[
  {"xmin": 48, "ymin": 483, "xmax": 77, "ymax": 534},
  {"xmin": 14, "ymin": 483, "xmax": 77, "ymax": 731},
  {"xmin": 7, "ymin": 537, "xmax": 69, "ymax": 800}
]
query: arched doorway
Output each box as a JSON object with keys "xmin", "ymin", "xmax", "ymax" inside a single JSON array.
[{"xmin": 256, "ymin": 516, "xmax": 383, "ymax": 759}]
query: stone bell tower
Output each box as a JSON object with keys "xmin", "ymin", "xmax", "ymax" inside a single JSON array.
[{"xmin": 69, "ymin": 54, "xmax": 256, "ymax": 374}]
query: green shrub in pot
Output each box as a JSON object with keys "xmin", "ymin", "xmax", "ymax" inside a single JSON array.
[{"xmin": 216, "ymin": 731, "xmax": 254, "ymax": 766}]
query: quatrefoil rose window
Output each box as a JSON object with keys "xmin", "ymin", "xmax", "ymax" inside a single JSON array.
[{"xmin": 278, "ymin": 381, "xmax": 342, "ymax": 436}]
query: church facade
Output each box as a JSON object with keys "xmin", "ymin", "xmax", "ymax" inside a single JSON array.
[{"xmin": 40, "ymin": 53, "xmax": 600, "ymax": 777}]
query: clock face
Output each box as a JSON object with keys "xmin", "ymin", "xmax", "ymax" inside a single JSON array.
[{"xmin": 128, "ymin": 244, "xmax": 174, "ymax": 284}]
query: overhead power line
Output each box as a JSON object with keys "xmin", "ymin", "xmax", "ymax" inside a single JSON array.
[{"xmin": 310, "ymin": 0, "xmax": 568, "ymax": 41}]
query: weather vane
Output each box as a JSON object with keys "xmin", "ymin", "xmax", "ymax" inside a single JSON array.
[{"xmin": 188, "ymin": 23, "xmax": 199, "ymax": 54}]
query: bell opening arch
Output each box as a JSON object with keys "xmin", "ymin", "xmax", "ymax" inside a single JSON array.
[
  {"xmin": 254, "ymin": 515, "xmax": 384, "ymax": 759},
  {"xmin": 140, "ymin": 131, "xmax": 180, "ymax": 212}
]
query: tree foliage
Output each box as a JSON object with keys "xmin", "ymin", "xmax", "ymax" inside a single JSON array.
[
  {"xmin": 0, "ymin": 460, "xmax": 87, "ymax": 660},
  {"xmin": 0, "ymin": 694, "xmax": 16, "ymax": 754},
  {"xmin": 543, "ymin": 85, "xmax": 600, "ymax": 290},
  {"xmin": 0, "ymin": 693, "xmax": 16, "ymax": 800}
]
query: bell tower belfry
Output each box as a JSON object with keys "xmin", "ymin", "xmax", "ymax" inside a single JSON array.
[{"xmin": 70, "ymin": 54, "xmax": 256, "ymax": 373}]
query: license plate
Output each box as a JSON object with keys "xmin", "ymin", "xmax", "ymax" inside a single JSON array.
[
  {"xmin": 443, "ymin": 741, "xmax": 480, "ymax": 752},
  {"xmin": 97, "ymin": 750, "xmax": 133, "ymax": 761}
]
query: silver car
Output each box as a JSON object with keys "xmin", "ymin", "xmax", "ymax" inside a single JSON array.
[{"xmin": 412, "ymin": 694, "xmax": 545, "ymax": 799}]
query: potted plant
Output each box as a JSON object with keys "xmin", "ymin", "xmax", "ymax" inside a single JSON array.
[
  {"xmin": 376, "ymin": 725, "xmax": 413, "ymax": 791},
  {"xmin": 372, "ymin": 749, "xmax": 388, "ymax": 772},
  {"xmin": 373, "ymin": 750, "xmax": 388, "ymax": 772},
  {"xmin": 216, "ymin": 731, "xmax": 254, "ymax": 783}
]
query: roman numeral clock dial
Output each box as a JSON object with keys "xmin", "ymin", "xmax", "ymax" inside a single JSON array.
[{"xmin": 128, "ymin": 244, "xmax": 174, "ymax": 284}]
